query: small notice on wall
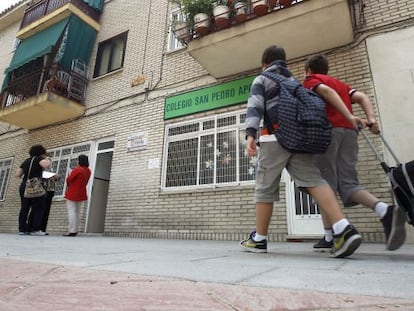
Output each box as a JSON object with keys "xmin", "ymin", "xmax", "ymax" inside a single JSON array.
[
  {"xmin": 127, "ymin": 131, "xmax": 148, "ymax": 152},
  {"xmin": 148, "ymin": 158, "xmax": 160, "ymax": 169}
]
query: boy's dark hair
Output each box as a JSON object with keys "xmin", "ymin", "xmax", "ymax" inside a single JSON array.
[
  {"xmin": 78, "ymin": 154, "xmax": 89, "ymax": 167},
  {"xmin": 29, "ymin": 144, "xmax": 46, "ymax": 157},
  {"xmin": 305, "ymin": 54, "xmax": 329, "ymax": 75},
  {"xmin": 262, "ymin": 45, "xmax": 286, "ymax": 65}
]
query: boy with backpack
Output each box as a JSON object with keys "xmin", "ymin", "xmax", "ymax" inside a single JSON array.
[
  {"xmin": 303, "ymin": 54, "xmax": 406, "ymax": 251},
  {"xmin": 240, "ymin": 45, "xmax": 363, "ymax": 258}
]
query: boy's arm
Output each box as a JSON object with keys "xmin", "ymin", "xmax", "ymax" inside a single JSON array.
[
  {"xmin": 313, "ymin": 84, "xmax": 360, "ymax": 130},
  {"xmin": 246, "ymin": 136, "xmax": 257, "ymax": 157},
  {"xmin": 350, "ymin": 91, "xmax": 379, "ymax": 134},
  {"xmin": 245, "ymin": 77, "xmax": 265, "ymax": 157}
]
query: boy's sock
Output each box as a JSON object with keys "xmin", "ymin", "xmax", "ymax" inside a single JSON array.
[
  {"xmin": 253, "ymin": 232, "xmax": 267, "ymax": 241},
  {"xmin": 324, "ymin": 228, "xmax": 333, "ymax": 242},
  {"xmin": 332, "ymin": 219, "xmax": 350, "ymax": 235},
  {"xmin": 374, "ymin": 201, "xmax": 388, "ymax": 219}
]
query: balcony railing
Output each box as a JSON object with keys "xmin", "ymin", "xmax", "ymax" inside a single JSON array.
[
  {"xmin": 173, "ymin": 0, "xmax": 363, "ymax": 46},
  {"xmin": 1, "ymin": 63, "xmax": 88, "ymax": 109},
  {"xmin": 20, "ymin": 0, "xmax": 100, "ymax": 30},
  {"xmin": 180, "ymin": 0, "xmax": 355, "ymax": 78},
  {"xmin": 173, "ymin": 0, "xmax": 306, "ymax": 45}
]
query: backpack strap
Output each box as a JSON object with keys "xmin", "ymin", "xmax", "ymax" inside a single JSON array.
[
  {"xmin": 402, "ymin": 163, "xmax": 414, "ymax": 196},
  {"xmin": 261, "ymin": 71, "xmax": 298, "ymax": 135},
  {"xmin": 262, "ymin": 71, "xmax": 298, "ymax": 88},
  {"xmin": 27, "ymin": 157, "xmax": 35, "ymax": 179},
  {"xmin": 262, "ymin": 70, "xmax": 285, "ymax": 83},
  {"xmin": 261, "ymin": 71, "xmax": 283, "ymax": 135}
]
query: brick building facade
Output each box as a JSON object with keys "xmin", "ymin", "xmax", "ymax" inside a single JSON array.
[{"xmin": 0, "ymin": 0, "xmax": 413, "ymax": 243}]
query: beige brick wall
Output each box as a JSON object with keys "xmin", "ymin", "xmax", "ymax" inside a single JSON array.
[
  {"xmin": 361, "ymin": 0, "xmax": 414, "ymax": 31},
  {"xmin": 0, "ymin": 0, "xmax": 411, "ymax": 243}
]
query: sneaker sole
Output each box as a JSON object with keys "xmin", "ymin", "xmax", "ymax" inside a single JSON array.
[
  {"xmin": 331, "ymin": 234, "xmax": 362, "ymax": 258},
  {"xmin": 387, "ymin": 206, "xmax": 406, "ymax": 251},
  {"xmin": 239, "ymin": 241, "xmax": 267, "ymax": 253},
  {"xmin": 313, "ymin": 247, "xmax": 332, "ymax": 253},
  {"xmin": 313, "ymin": 244, "xmax": 333, "ymax": 250}
]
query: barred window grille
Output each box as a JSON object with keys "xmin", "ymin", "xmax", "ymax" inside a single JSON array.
[
  {"xmin": 0, "ymin": 158, "xmax": 13, "ymax": 201},
  {"xmin": 163, "ymin": 110, "xmax": 256, "ymax": 190},
  {"xmin": 47, "ymin": 143, "xmax": 91, "ymax": 196},
  {"xmin": 294, "ymin": 183, "xmax": 320, "ymax": 216}
]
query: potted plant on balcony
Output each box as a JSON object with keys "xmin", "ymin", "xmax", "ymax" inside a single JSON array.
[
  {"xmin": 182, "ymin": 0, "xmax": 214, "ymax": 36},
  {"xmin": 268, "ymin": 0, "xmax": 276, "ymax": 11},
  {"xmin": 266, "ymin": 0, "xmax": 293, "ymax": 11},
  {"xmin": 232, "ymin": 0, "xmax": 250, "ymax": 23},
  {"xmin": 251, "ymin": 0, "xmax": 268, "ymax": 16},
  {"xmin": 213, "ymin": 1, "xmax": 231, "ymax": 29},
  {"xmin": 278, "ymin": 0, "xmax": 293, "ymax": 7}
]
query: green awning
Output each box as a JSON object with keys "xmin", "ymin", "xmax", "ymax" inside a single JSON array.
[
  {"xmin": 55, "ymin": 15, "xmax": 97, "ymax": 69},
  {"xmin": 4, "ymin": 18, "xmax": 69, "ymax": 74},
  {"xmin": 83, "ymin": 0, "xmax": 104, "ymax": 11}
]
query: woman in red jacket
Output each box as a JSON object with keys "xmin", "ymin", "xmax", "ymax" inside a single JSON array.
[{"xmin": 63, "ymin": 154, "xmax": 91, "ymax": 236}]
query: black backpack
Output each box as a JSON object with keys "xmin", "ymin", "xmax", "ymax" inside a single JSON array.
[{"xmin": 262, "ymin": 71, "xmax": 332, "ymax": 153}]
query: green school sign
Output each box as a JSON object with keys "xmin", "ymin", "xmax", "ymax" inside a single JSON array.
[{"xmin": 164, "ymin": 76, "xmax": 255, "ymax": 120}]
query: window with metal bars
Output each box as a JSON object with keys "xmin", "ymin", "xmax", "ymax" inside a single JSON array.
[
  {"xmin": 0, "ymin": 158, "xmax": 13, "ymax": 201},
  {"xmin": 47, "ymin": 143, "xmax": 91, "ymax": 196},
  {"xmin": 162, "ymin": 110, "xmax": 257, "ymax": 190}
]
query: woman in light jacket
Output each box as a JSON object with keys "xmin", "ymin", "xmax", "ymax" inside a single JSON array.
[{"xmin": 63, "ymin": 154, "xmax": 91, "ymax": 236}]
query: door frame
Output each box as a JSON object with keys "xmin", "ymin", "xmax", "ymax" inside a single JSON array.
[
  {"xmin": 283, "ymin": 169, "xmax": 323, "ymax": 238},
  {"xmin": 84, "ymin": 137, "xmax": 115, "ymax": 233}
]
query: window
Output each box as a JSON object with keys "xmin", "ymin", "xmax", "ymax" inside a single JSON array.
[
  {"xmin": 47, "ymin": 143, "xmax": 91, "ymax": 196},
  {"xmin": 168, "ymin": 9, "xmax": 186, "ymax": 51},
  {"xmin": 162, "ymin": 111, "xmax": 257, "ymax": 190},
  {"xmin": 93, "ymin": 32, "xmax": 128, "ymax": 77},
  {"xmin": 0, "ymin": 158, "xmax": 13, "ymax": 201}
]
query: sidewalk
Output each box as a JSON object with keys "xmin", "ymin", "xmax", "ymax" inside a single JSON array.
[{"xmin": 1, "ymin": 233, "xmax": 414, "ymax": 310}]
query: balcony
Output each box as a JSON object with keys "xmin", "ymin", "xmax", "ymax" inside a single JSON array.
[
  {"xmin": 184, "ymin": 0, "xmax": 355, "ymax": 78},
  {"xmin": 17, "ymin": 0, "xmax": 101, "ymax": 39},
  {"xmin": 0, "ymin": 64, "xmax": 87, "ymax": 129}
]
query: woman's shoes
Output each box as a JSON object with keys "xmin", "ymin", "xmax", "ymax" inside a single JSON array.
[{"xmin": 63, "ymin": 232, "xmax": 78, "ymax": 237}]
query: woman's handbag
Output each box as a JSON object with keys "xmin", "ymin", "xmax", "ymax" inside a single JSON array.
[{"xmin": 23, "ymin": 158, "xmax": 46, "ymax": 198}]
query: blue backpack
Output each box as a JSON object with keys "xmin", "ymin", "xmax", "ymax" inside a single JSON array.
[{"xmin": 262, "ymin": 71, "xmax": 332, "ymax": 154}]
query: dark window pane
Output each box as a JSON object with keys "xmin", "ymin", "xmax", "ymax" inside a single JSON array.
[
  {"xmin": 94, "ymin": 32, "xmax": 127, "ymax": 77},
  {"xmin": 166, "ymin": 138, "xmax": 198, "ymax": 187},
  {"xmin": 98, "ymin": 141, "xmax": 115, "ymax": 150}
]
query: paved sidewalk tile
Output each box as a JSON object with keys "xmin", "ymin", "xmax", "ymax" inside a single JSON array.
[
  {"xmin": 1, "ymin": 234, "xmax": 414, "ymax": 310},
  {"xmin": 1, "ymin": 259, "xmax": 414, "ymax": 311}
]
